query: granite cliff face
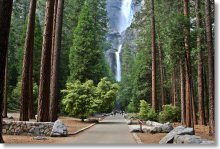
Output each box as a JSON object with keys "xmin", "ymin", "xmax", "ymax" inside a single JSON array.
[{"xmin": 106, "ymin": 0, "xmax": 144, "ymax": 80}]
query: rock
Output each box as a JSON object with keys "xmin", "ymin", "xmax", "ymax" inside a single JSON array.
[
  {"xmin": 150, "ymin": 126, "xmax": 162, "ymax": 134},
  {"xmin": 86, "ymin": 118, "xmax": 99, "ymax": 123},
  {"xmin": 26, "ymin": 123, "xmax": 32, "ymax": 129},
  {"xmin": 160, "ymin": 122, "xmax": 173, "ymax": 133},
  {"xmin": 39, "ymin": 124, "xmax": 45, "ymax": 129},
  {"xmin": 50, "ymin": 120, "xmax": 68, "ymax": 137},
  {"xmin": 200, "ymin": 140, "xmax": 215, "ymax": 144},
  {"xmin": 2, "ymin": 129, "xmax": 7, "ymax": 134},
  {"xmin": 34, "ymin": 127, "xmax": 40, "ymax": 136},
  {"xmin": 128, "ymin": 125, "xmax": 142, "ymax": 132},
  {"xmin": 126, "ymin": 120, "xmax": 132, "ymax": 125},
  {"xmin": 33, "ymin": 136, "xmax": 48, "ymax": 140},
  {"xmin": 159, "ymin": 126, "xmax": 194, "ymax": 144},
  {"xmin": 146, "ymin": 121, "xmax": 163, "ymax": 127},
  {"xmin": 174, "ymin": 135, "xmax": 202, "ymax": 144},
  {"xmin": 8, "ymin": 116, "xmax": 14, "ymax": 119}
]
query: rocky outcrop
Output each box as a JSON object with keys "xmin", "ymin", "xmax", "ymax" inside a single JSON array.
[
  {"xmin": 50, "ymin": 120, "xmax": 68, "ymax": 137},
  {"xmin": 159, "ymin": 126, "xmax": 194, "ymax": 144},
  {"xmin": 173, "ymin": 135, "xmax": 215, "ymax": 144},
  {"xmin": 173, "ymin": 135, "xmax": 202, "ymax": 144}
]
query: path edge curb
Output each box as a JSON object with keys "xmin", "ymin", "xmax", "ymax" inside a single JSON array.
[
  {"xmin": 132, "ymin": 133, "xmax": 143, "ymax": 144},
  {"xmin": 72, "ymin": 123, "xmax": 96, "ymax": 135}
]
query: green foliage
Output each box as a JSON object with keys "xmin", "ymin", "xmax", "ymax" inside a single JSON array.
[
  {"xmin": 68, "ymin": 0, "xmax": 109, "ymax": 84},
  {"xmin": 138, "ymin": 100, "xmax": 158, "ymax": 121},
  {"xmin": 96, "ymin": 77, "xmax": 120, "ymax": 113},
  {"xmin": 159, "ymin": 105, "xmax": 181, "ymax": 123},
  {"xmin": 138, "ymin": 100, "xmax": 150, "ymax": 120},
  {"xmin": 147, "ymin": 109, "xmax": 158, "ymax": 122},
  {"xmin": 8, "ymin": 82, "xmax": 39, "ymax": 112},
  {"xmin": 126, "ymin": 101, "xmax": 136, "ymax": 113},
  {"xmin": 62, "ymin": 78, "xmax": 119, "ymax": 120},
  {"xmin": 62, "ymin": 80, "xmax": 97, "ymax": 120}
]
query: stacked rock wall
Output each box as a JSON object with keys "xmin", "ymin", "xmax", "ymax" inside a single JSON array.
[{"xmin": 2, "ymin": 120, "xmax": 54, "ymax": 136}]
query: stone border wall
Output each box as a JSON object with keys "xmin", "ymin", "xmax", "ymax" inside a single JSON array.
[{"xmin": 2, "ymin": 120, "xmax": 54, "ymax": 136}]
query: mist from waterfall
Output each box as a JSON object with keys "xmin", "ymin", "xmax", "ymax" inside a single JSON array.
[
  {"xmin": 118, "ymin": 0, "xmax": 134, "ymax": 34},
  {"xmin": 115, "ymin": 0, "xmax": 134, "ymax": 82}
]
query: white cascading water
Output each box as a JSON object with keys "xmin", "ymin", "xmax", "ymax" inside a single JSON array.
[
  {"xmin": 115, "ymin": 44, "xmax": 123, "ymax": 81},
  {"xmin": 115, "ymin": 0, "xmax": 134, "ymax": 82}
]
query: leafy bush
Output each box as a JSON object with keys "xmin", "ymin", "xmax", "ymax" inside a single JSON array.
[
  {"xmin": 62, "ymin": 80, "xmax": 97, "ymax": 121},
  {"xmin": 126, "ymin": 101, "xmax": 136, "ymax": 113},
  {"xmin": 147, "ymin": 109, "xmax": 158, "ymax": 121},
  {"xmin": 62, "ymin": 78, "xmax": 119, "ymax": 120},
  {"xmin": 138, "ymin": 100, "xmax": 158, "ymax": 121},
  {"xmin": 159, "ymin": 104, "xmax": 181, "ymax": 123},
  {"xmin": 9, "ymin": 81, "xmax": 38, "ymax": 112}
]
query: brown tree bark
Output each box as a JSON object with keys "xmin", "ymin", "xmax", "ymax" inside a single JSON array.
[
  {"xmin": 20, "ymin": 0, "xmax": 37, "ymax": 121},
  {"xmin": 171, "ymin": 68, "xmax": 176, "ymax": 107},
  {"xmin": 196, "ymin": 0, "xmax": 205, "ymax": 125},
  {"xmin": 183, "ymin": 0, "xmax": 193, "ymax": 128},
  {"xmin": 49, "ymin": 0, "xmax": 64, "ymax": 122},
  {"xmin": 180, "ymin": 60, "xmax": 186, "ymax": 125},
  {"xmin": 0, "ymin": 0, "xmax": 13, "ymax": 143},
  {"xmin": 150, "ymin": 0, "xmax": 157, "ymax": 112},
  {"xmin": 158, "ymin": 38, "xmax": 165, "ymax": 107},
  {"xmin": 3, "ymin": 55, "xmax": 8, "ymax": 118},
  {"xmin": 28, "ymin": 43, "xmax": 35, "ymax": 119},
  {"xmin": 37, "ymin": 0, "xmax": 55, "ymax": 122},
  {"xmin": 51, "ymin": 0, "xmax": 58, "ymax": 68},
  {"xmin": 205, "ymin": 0, "xmax": 215, "ymax": 136}
]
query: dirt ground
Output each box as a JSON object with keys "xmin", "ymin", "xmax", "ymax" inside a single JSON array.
[
  {"xmin": 137, "ymin": 122, "xmax": 215, "ymax": 144},
  {"xmin": 137, "ymin": 133, "xmax": 166, "ymax": 144},
  {"xmin": 3, "ymin": 114, "xmax": 94, "ymax": 144}
]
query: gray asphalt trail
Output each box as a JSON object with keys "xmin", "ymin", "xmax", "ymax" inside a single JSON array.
[{"xmin": 70, "ymin": 114, "xmax": 136, "ymax": 145}]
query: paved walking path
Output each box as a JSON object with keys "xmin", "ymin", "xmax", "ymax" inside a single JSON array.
[{"xmin": 70, "ymin": 114, "xmax": 136, "ymax": 144}]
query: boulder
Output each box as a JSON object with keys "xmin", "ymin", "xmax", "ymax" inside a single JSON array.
[
  {"xmin": 174, "ymin": 135, "xmax": 202, "ymax": 144},
  {"xmin": 150, "ymin": 126, "xmax": 162, "ymax": 134},
  {"xmin": 33, "ymin": 136, "xmax": 48, "ymax": 140},
  {"xmin": 159, "ymin": 126, "xmax": 194, "ymax": 144},
  {"xmin": 148, "ymin": 122, "xmax": 173, "ymax": 134},
  {"xmin": 129, "ymin": 125, "xmax": 142, "ymax": 132},
  {"xmin": 50, "ymin": 120, "xmax": 68, "ymax": 137},
  {"xmin": 200, "ymin": 140, "xmax": 215, "ymax": 144},
  {"xmin": 126, "ymin": 120, "xmax": 132, "ymax": 125},
  {"xmin": 146, "ymin": 121, "xmax": 163, "ymax": 127},
  {"xmin": 160, "ymin": 122, "xmax": 173, "ymax": 133}
]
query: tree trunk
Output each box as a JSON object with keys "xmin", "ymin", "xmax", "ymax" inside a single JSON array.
[
  {"xmin": 205, "ymin": 0, "xmax": 215, "ymax": 136},
  {"xmin": 3, "ymin": 55, "xmax": 8, "ymax": 118},
  {"xmin": 196, "ymin": 0, "xmax": 205, "ymax": 125},
  {"xmin": 171, "ymin": 68, "xmax": 176, "ymax": 106},
  {"xmin": 37, "ymin": 0, "xmax": 55, "ymax": 122},
  {"xmin": 158, "ymin": 38, "xmax": 165, "ymax": 107},
  {"xmin": 49, "ymin": 0, "xmax": 64, "ymax": 122},
  {"xmin": 51, "ymin": 0, "xmax": 58, "ymax": 68},
  {"xmin": 183, "ymin": 0, "xmax": 193, "ymax": 128},
  {"xmin": 0, "ymin": 0, "xmax": 13, "ymax": 143},
  {"xmin": 150, "ymin": 0, "xmax": 157, "ymax": 112},
  {"xmin": 180, "ymin": 60, "xmax": 186, "ymax": 125},
  {"xmin": 203, "ymin": 64, "xmax": 209, "ymax": 125},
  {"xmin": 20, "ymin": 0, "xmax": 37, "ymax": 121},
  {"xmin": 28, "ymin": 44, "xmax": 34, "ymax": 119}
]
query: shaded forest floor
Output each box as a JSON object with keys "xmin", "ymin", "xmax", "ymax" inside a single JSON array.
[
  {"xmin": 3, "ymin": 113, "xmax": 95, "ymax": 144},
  {"xmin": 136, "ymin": 122, "xmax": 215, "ymax": 144}
]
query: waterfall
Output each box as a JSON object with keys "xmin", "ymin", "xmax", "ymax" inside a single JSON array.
[
  {"xmin": 115, "ymin": 0, "xmax": 134, "ymax": 82},
  {"xmin": 115, "ymin": 44, "xmax": 122, "ymax": 82},
  {"xmin": 118, "ymin": 0, "xmax": 134, "ymax": 34}
]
